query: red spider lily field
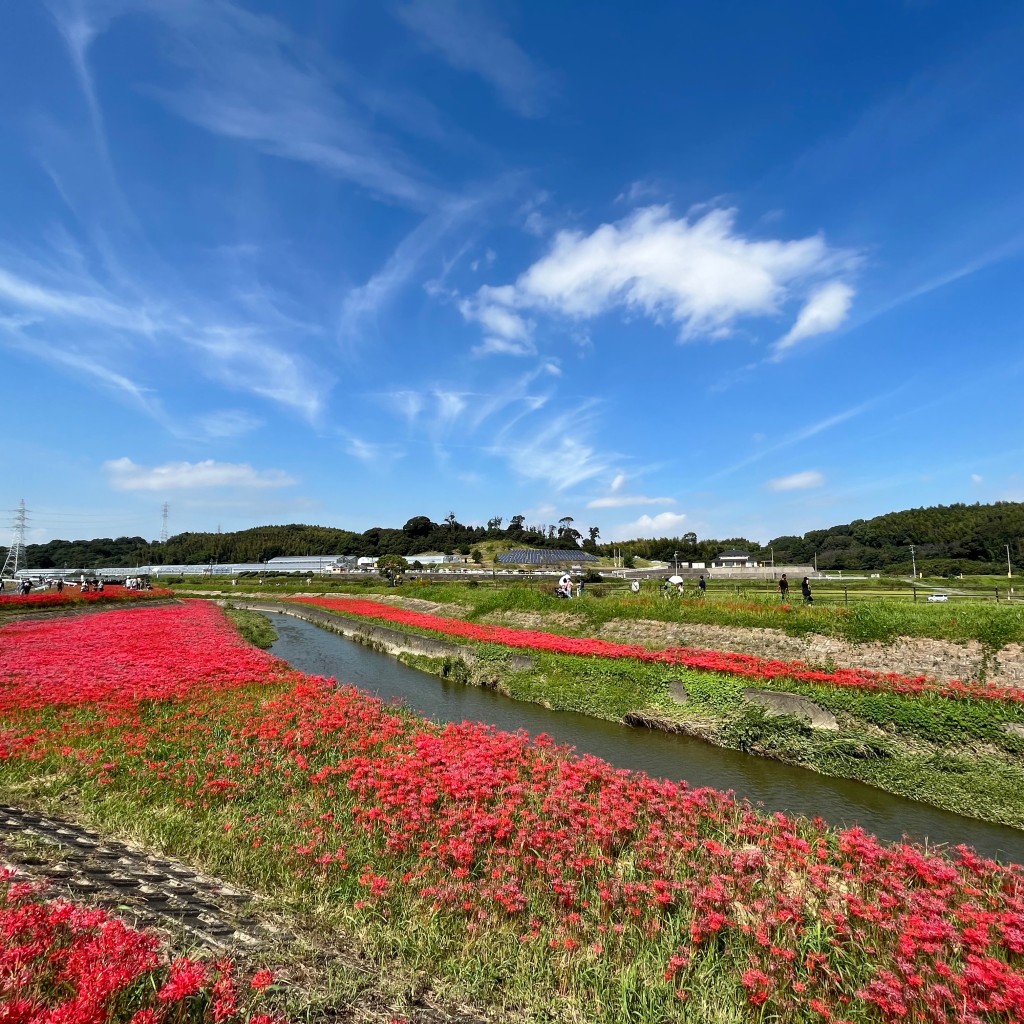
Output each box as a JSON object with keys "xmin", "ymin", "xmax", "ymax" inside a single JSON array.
[
  {"xmin": 1, "ymin": 601, "xmax": 1023, "ymax": 1022},
  {"xmin": 0, "ymin": 584, "xmax": 174, "ymax": 615},
  {"xmin": 290, "ymin": 597, "xmax": 1024, "ymax": 704}
]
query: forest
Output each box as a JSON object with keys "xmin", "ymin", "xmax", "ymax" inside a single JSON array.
[{"xmin": 3, "ymin": 502, "xmax": 1022, "ymax": 575}]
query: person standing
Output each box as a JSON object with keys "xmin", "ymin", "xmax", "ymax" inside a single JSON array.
[
  {"xmin": 778, "ymin": 573, "xmax": 789, "ymax": 601},
  {"xmin": 801, "ymin": 576, "xmax": 813, "ymax": 604},
  {"xmin": 698, "ymin": 574, "xmax": 706, "ymax": 596}
]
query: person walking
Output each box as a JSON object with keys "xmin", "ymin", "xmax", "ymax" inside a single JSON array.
[
  {"xmin": 801, "ymin": 576, "xmax": 813, "ymax": 604},
  {"xmin": 778, "ymin": 573, "xmax": 789, "ymax": 601},
  {"xmin": 698, "ymin": 574, "xmax": 706, "ymax": 596}
]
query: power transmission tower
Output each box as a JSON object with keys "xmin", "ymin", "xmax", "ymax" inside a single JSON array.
[
  {"xmin": 160, "ymin": 502, "xmax": 170, "ymax": 543},
  {"xmin": 1, "ymin": 499, "xmax": 28, "ymax": 579}
]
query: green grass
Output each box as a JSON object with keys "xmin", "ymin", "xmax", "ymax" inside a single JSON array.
[{"xmin": 224, "ymin": 607, "xmax": 278, "ymax": 648}]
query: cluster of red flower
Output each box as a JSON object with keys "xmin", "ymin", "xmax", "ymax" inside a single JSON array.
[
  {"xmin": 0, "ymin": 870, "xmax": 278, "ymax": 1023},
  {"xmin": 0, "ymin": 601, "xmax": 299, "ymax": 715},
  {"xmin": 0, "ymin": 585, "xmax": 173, "ymax": 611},
  {"xmin": 294, "ymin": 597, "xmax": 1024, "ymax": 705},
  {"xmin": 1, "ymin": 602, "xmax": 1022, "ymax": 1022}
]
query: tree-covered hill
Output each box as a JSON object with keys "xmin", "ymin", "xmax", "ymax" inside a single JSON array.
[
  {"xmin": 4, "ymin": 502, "xmax": 1022, "ymax": 575},
  {"xmin": 607, "ymin": 501, "xmax": 1024, "ymax": 575},
  {"xmin": 766, "ymin": 501, "xmax": 1024, "ymax": 575}
]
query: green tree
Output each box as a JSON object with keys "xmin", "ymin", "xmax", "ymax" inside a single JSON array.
[{"xmin": 378, "ymin": 554, "xmax": 409, "ymax": 584}]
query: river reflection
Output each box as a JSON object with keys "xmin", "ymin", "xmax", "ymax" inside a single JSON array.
[{"xmin": 266, "ymin": 612, "xmax": 1024, "ymax": 863}]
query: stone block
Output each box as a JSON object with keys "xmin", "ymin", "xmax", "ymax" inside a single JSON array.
[{"xmin": 742, "ymin": 689, "xmax": 839, "ymax": 730}]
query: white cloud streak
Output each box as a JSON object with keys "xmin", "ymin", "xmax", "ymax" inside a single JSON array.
[
  {"xmin": 104, "ymin": 457, "xmax": 295, "ymax": 491},
  {"xmin": 766, "ymin": 470, "xmax": 825, "ymax": 491},
  {"xmin": 587, "ymin": 495, "xmax": 676, "ymax": 508},
  {"xmin": 395, "ymin": 0, "xmax": 554, "ymax": 117}
]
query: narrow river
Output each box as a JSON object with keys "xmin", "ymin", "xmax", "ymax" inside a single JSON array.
[{"xmin": 266, "ymin": 612, "xmax": 1024, "ymax": 863}]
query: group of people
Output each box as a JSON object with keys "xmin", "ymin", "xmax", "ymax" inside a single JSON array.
[
  {"xmin": 777, "ymin": 573, "xmax": 813, "ymax": 604},
  {"xmin": 555, "ymin": 573, "xmax": 583, "ymax": 598},
  {"xmin": 0, "ymin": 578, "xmax": 39, "ymax": 595},
  {"xmin": 657, "ymin": 575, "xmax": 707, "ymax": 597}
]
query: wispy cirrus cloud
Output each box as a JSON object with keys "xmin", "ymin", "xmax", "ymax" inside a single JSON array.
[
  {"xmin": 491, "ymin": 401, "xmax": 614, "ymax": 491},
  {"xmin": 587, "ymin": 494, "xmax": 676, "ymax": 508},
  {"xmin": 394, "ymin": 0, "xmax": 555, "ymax": 117},
  {"xmin": 766, "ymin": 470, "xmax": 825, "ymax": 491},
  {"xmin": 104, "ymin": 457, "xmax": 295, "ymax": 491},
  {"xmin": 47, "ymin": 0, "xmax": 443, "ymax": 210}
]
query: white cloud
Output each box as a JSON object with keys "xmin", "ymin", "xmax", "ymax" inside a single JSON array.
[
  {"xmin": 971, "ymin": 473, "xmax": 984, "ymax": 485},
  {"xmin": 610, "ymin": 472, "xmax": 627, "ymax": 492},
  {"xmin": 766, "ymin": 470, "xmax": 825, "ymax": 491},
  {"xmin": 587, "ymin": 495, "xmax": 675, "ymax": 508},
  {"xmin": 104, "ymin": 458, "xmax": 295, "ymax": 491},
  {"xmin": 607, "ymin": 511, "xmax": 688, "ymax": 541},
  {"xmin": 774, "ymin": 281, "xmax": 855, "ymax": 356},
  {"xmin": 190, "ymin": 326, "xmax": 329, "ymax": 420},
  {"xmin": 344, "ymin": 437, "xmax": 405, "ymax": 467},
  {"xmin": 192, "ymin": 410, "xmax": 262, "ymax": 439},
  {"xmin": 493, "ymin": 405, "xmax": 613, "ymax": 490},
  {"xmin": 461, "ymin": 206, "xmax": 857, "ymax": 349},
  {"xmin": 471, "ymin": 336, "xmax": 536, "ymax": 357},
  {"xmin": 395, "ymin": 0, "xmax": 554, "ymax": 117}
]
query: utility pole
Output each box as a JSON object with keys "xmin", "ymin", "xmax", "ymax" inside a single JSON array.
[
  {"xmin": 674, "ymin": 550, "xmax": 679, "ymax": 575},
  {"xmin": 910, "ymin": 544, "xmax": 917, "ymax": 579},
  {"xmin": 1008, "ymin": 544, "xmax": 1013, "ymax": 579}
]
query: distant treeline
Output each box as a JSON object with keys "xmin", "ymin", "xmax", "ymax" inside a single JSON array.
[
  {"xmin": 4, "ymin": 502, "xmax": 1022, "ymax": 575},
  {"xmin": 5, "ymin": 514, "xmax": 598, "ymax": 570},
  {"xmin": 614, "ymin": 501, "xmax": 1024, "ymax": 576}
]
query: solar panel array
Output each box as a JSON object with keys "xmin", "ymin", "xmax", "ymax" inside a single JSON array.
[{"xmin": 497, "ymin": 548, "xmax": 600, "ymax": 565}]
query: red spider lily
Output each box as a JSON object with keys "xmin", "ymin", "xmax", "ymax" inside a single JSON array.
[
  {"xmin": 291, "ymin": 596, "xmax": 1024, "ymax": 704},
  {"xmin": 0, "ymin": 869, "xmax": 283, "ymax": 1023}
]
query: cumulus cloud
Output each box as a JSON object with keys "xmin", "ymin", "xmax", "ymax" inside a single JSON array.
[
  {"xmin": 606, "ymin": 511, "xmax": 688, "ymax": 541},
  {"xmin": 774, "ymin": 281, "xmax": 855, "ymax": 356},
  {"xmin": 766, "ymin": 470, "xmax": 825, "ymax": 491},
  {"xmin": 460, "ymin": 206, "xmax": 856, "ymax": 351},
  {"xmin": 104, "ymin": 457, "xmax": 295, "ymax": 491}
]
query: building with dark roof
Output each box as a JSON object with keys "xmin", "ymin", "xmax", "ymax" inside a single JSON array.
[{"xmin": 497, "ymin": 548, "xmax": 600, "ymax": 566}]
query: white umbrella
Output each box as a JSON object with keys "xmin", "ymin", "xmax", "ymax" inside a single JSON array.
[{"xmin": 668, "ymin": 575, "xmax": 684, "ymax": 585}]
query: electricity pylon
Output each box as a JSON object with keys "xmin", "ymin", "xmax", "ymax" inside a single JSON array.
[{"xmin": 1, "ymin": 500, "xmax": 28, "ymax": 579}]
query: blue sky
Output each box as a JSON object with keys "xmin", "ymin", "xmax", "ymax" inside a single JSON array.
[{"xmin": 4, "ymin": 1, "xmax": 1024, "ymax": 547}]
